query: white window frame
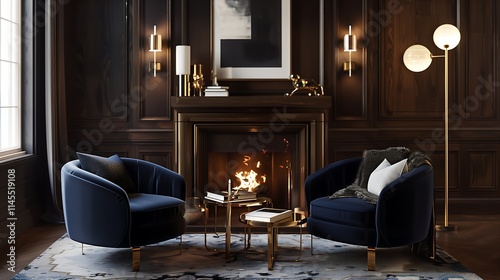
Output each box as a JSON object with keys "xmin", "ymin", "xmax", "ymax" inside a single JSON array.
[{"xmin": 0, "ymin": 0, "xmax": 23, "ymax": 160}]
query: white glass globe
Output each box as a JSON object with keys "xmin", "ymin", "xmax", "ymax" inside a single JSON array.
[
  {"xmin": 403, "ymin": 44, "xmax": 432, "ymax": 72},
  {"xmin": 433, "ymin": 24, "xmax": 461, "ymax": 50}
]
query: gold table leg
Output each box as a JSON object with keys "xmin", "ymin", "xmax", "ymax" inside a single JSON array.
[
  {"xmin": 267, "ymin": 223, "xmax": 274, "ymax": 270},
  {"xmin": 273, "ymin": 227, "xmax": 278, "ymax": 263},
  {"xmin": 225, "ymin": 202, "xmax": 232, "ymax": 259},
  {"xmin": 204, "ymin": 202, "xmax": 209, "ymax": 250}
]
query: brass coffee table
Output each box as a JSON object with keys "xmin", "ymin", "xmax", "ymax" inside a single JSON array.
[
  {"xmin": 203, "ymin": 196, "xmax": 272, "ymax": 258},
  {"xmin": 239, "ymin": 211, "xmax": 307, "ymax": 270}
]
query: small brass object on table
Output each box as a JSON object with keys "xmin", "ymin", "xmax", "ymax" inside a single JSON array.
[
  {"xmin": 192, "ymin": 64, "xmax": 204, "ymax": 96},
  {"xmin": 286, "ymin": 74, "xmax": 324, "ymax": 96}
]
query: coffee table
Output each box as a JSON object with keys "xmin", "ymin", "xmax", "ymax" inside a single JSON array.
[
  {"xmin": 239, "ymin": 210, "xmax": 307, "ymax": 270},
  {"xmin": 203, "ymin": 196, "xmax": 272, "ymax": 258}
]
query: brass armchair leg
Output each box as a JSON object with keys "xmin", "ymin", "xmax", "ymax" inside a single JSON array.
[
  {"xmin": 411, "ymin": 243, "xmax": 417, "ymax": 252},
  {"xmin": 132, "ymin": 247, "xmax": 140, "ymax": 272},
  {"xmin": 367, "ymin": 247, "xmax": 376, "ymax": 271},
  {"xmin": 180, "ymin": 235, "xmax": 183, "ymax": 254},
  {"xmin": 310, "ymin": 235, "xmax": 314, "ymax": 255}
]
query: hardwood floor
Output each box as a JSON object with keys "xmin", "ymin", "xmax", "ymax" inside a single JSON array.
[
  {"xmin": 0, "ymin": 223, "xmax": 66, "ymax": 280},
  {"xmin": 434, "ymin": 214, "xmax": 500, "ymax": 280},
  {"xmin": 1, "ymin": 214, "xmax": 498, "ymax": 280}
]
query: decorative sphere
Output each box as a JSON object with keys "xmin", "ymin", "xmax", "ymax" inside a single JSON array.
[
  {"xmin": 433, "ymin": 24, "xmax": 461, "ymax": 50},
  {"xmin": 403, "ymin": 45, "xmax": 432, "ymax": 72}
]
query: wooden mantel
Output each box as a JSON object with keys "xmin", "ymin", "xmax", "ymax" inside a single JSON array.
[{"xmin": 171, "ymin": 96, "xmax": 332, "ymax": 113}]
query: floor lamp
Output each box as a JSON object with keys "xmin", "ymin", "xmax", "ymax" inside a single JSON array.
[{"xmin": 403, "ymin": 24, "xmax": 461, "ymax": 232}]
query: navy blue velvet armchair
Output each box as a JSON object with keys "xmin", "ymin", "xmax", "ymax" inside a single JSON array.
[
  {"xmin": 305, "ymin": 156, "xmax": 435, "ymax": 270},
  {"xmin": 61, "ymin": 157, "xmax": 186, "ymax": 271}
]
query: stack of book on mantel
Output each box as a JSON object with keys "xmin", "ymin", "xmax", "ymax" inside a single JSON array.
[
  {"xmin": 244, "ymin": 208, "xmax": 293, "ymax": 223},
  {"xmin": 205, "ymin": 190, "xmax": 257, "ymax": 203},
  {"xmin": 204, "ymin": 85, "xmax": 229, "ymax": 97}
]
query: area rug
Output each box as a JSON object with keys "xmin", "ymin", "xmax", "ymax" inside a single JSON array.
[{"xmin": 14, "ymin": 233, "xmax": 482, "ymax": 279}]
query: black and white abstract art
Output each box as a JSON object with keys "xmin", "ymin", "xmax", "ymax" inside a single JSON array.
[{"xmin": 213, "ymin": 0, "xmax": 291, "ymax": 80}]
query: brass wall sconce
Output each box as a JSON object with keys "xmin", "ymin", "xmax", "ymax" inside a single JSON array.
[
  {"xmin": 343, "ymin": 25, "xmax": 357, "ymax": 77},
  {"xmin": 176, "ymin": 45, "xmax": 191, "ymax": 96},
  {"xmin": 149, "ymin": 25, "xmax": 162, "ymax": 77},
  {"xmin": 403, "ymin": 24, "xmax": 461, "ymax": 232}
]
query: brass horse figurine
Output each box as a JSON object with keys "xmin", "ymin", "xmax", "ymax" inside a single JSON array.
[{"xmin": 286, "ymin": 74, "xmax": 324, "ymax": 96}]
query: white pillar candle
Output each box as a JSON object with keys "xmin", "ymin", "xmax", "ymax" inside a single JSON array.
[{"xmin": 176, "ymin": 45, "xmax": 191, "ymax": 75}]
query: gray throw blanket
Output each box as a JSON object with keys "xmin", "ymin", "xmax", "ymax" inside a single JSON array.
[{"xmin": 329, "ymin": 147, "xmax": 431, "ymax": 204}]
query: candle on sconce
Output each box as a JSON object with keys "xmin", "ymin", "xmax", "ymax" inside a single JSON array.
[{"xmin": 228, "ymin": 179, "xmax": 232, "ymax": 199}]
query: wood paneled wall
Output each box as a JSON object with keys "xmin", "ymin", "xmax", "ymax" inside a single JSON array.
[
  {"xmin": 56, "ymin": 0, "xmax": 500, "ymax": 213},
  {"xmin": 59, "ymin": 0, "xmax": 173, "ymax": 167}
]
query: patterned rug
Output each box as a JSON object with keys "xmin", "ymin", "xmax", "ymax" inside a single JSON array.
[{"xmin": 13, "ymin": 233, "xmax": 482, "ymax": 279}]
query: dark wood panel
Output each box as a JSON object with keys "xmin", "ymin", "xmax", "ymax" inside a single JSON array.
[
  {"xmin": 466, "ymin": 150, "xmax": 496, "ymax": 191},
  {"xmin": 380, "ymin": 0, "xmax": 458, "ymax": 119},
  {"xmin": 139, "ymin": 151, "xmax": 173, "ymax": 169},
  {"xmin": 65, "ymin": 129, "xmax": 173, "ymax": 160},
  {"xmin": 70, "ymin": 144, "xmax": 174, "ymax": 167},
  {"xmin": 462, "ymin": 0, "xmax": 497, "ymax": 120},
  {"xmin": 63, "ymin": 0, "xmax": 129, "ymax": 120},
  {"xmin": 140, "ymin": 0, "xmax": 171, "ymax": 120},
  {"xmin": 431, "ymin": 149, "xmax": 459, "ymax": 193},
  {"xmin": 334, "ymin": 0, "xmax": 365, "ymax": 120},
  {"xmin": 290, "ymin": 0, "xmax": 321, "ymax": 82}
]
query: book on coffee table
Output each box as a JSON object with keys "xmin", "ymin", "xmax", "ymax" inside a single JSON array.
[
  {"xmin": 244, "ymin": 208, "xmax": 292, "ymax": 223},
  {"xmin": 205, "ymin": 190, "xmax": 229, "ymax": 201},
  {"xmin": 205, "ymin": 190, "xmax": 257, "ymax": 203}
]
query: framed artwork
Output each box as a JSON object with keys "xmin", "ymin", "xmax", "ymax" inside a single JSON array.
[{"xmin": 212, "ymin": 0, "xmax": 291, "ymax": 80}]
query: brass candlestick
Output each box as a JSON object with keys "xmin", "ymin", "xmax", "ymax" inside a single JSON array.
[{"xmin": 192, "ymin": 64, "xmax": 204, "ymax": 96}]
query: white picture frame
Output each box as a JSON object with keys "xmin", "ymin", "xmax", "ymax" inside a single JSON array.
[{"xmin": 212, "ymin": 0, "xmax": 291, "ymax": 80}]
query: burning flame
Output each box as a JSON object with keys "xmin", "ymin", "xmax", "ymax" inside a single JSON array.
[{"xmin": 234, "ymin": 160, "xmax": 266, "ymax": 192}]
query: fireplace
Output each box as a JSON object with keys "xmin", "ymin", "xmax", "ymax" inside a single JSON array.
[
  {"xmin": 198, "ymin": 124, "xmax": 303, "ymax": 209},
  {"xmin": 172, "ymin": 96, "xmax": 330, "ymax": 211}
]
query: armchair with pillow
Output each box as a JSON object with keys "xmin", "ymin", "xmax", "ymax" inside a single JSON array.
[
  {"xmin": 305, "ymin": 147, "xmax": 435, "ymax": 270},
  {"xmin": 61, "ymin": 153, "xmax": 186, "ymax": 271}
]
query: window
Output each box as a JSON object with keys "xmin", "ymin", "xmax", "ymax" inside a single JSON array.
[{"xmin": 0, "ymin": 0, "xmax": 22, "ymax": 159}]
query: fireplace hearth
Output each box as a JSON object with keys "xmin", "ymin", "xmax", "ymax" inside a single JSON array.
[{"xmin": 172, "ymin": 96, "xmax": 330, "ymax": 211}]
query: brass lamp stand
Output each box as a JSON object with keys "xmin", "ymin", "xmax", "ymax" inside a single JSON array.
[{"xmin": 403, "ymin": 24, "xmax": 461, "ymax": 232}]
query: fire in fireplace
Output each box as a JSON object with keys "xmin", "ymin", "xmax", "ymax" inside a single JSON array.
[
  {"xmin": 234, "ymin": 155, "xmax": 267, "ymax": 193},
  {"xmin": 203, "ymin": 133, "xmax": 296, "ymax": 209}
]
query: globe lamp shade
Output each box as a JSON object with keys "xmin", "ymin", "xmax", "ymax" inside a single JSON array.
[
  {"xmin": 433, "ymin": 24, "xmax": 461, "ymax": 50},
  {"xmin": 403, "ymin": 44, "xmax": 432, "ymax": 72}
]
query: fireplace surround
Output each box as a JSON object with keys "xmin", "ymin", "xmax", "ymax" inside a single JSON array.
[{"xmin": 172, "ymin": 96, "xmax": 330, "ymax": 210}]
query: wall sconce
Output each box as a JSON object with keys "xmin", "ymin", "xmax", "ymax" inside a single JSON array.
[
  {"xmin": 343, "ymin": 25, "xmax": 357, "ymax": 77},
  {"xmin": 403, "ymin": 24, "xmax": 461, "ymax": 232},
  {"xmin": 149, "ymin": 25, "xmax": 162, "ymax": 77},
  {"xmin": 176, "ymin": 45, "xmax": 191, "ymax": 96}
]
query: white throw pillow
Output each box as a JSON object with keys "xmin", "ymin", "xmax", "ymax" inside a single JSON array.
[
  {"xmin": 367, "ymin": 158, "xmax": 408, "ymax": 196},
  {"xmin": 372, "ymin": 158, "xmax": 391, "ymax": 173}
]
